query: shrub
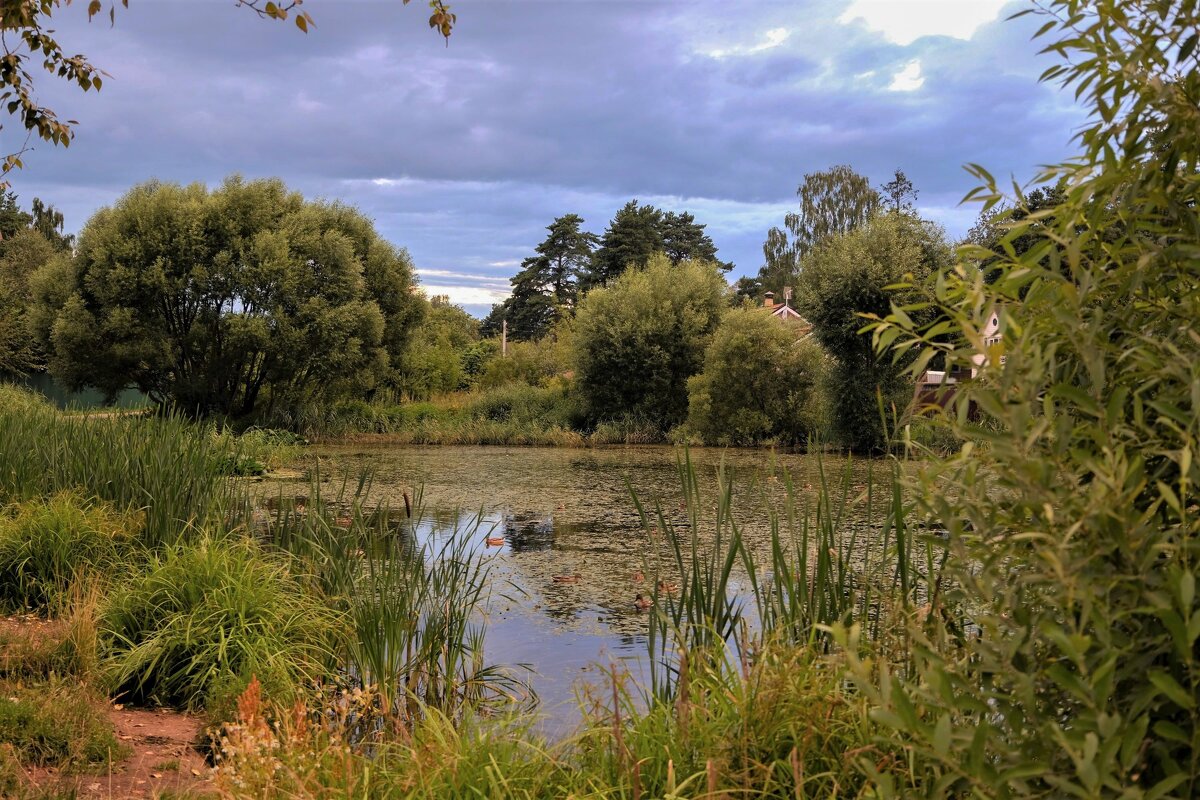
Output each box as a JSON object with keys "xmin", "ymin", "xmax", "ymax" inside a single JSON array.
[
  {"xmin": 574, "ymin": 254, "xmax": 726, "ymax": 428},
  {"xmin": 686, "ymin": 308, "xmax": 827, "ymax": 446},
  {"xmin": 102, "ymin": 535, "xmax": 336, "ymax": 710},
  {"xmin": 0, "ymin": 494, "xmax": 139, "ymax": 614},
  {"xmin": 854, "ymin": 1, "xmax": 1200, "ymax": 795}
]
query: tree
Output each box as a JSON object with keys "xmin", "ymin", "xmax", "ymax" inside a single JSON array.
[
  {"xmin": 486, "ymin": 214, "xmax": 598, "ymax": 341},
  {"xmin": 583, "ymin": 201, "xmax": 664, "ymax": 290},
  {"xmin": 879, "ymin": 168, "xmax": 918, "ymax": 213},
  {"xmin": 795, "ymin": 212, "xmax": 951, "ymax": 452},
  {"xmin": 686, "ymin": 308, "xmax": 826, "ymax": 445},
  {"xmin": 0, "ymin": 228, "xmax": 57, "ymax": 374},
  {"xmin": 756, "ymin": 165, "xmax": 881, "ymax": 296},
  {"xmin": 0, "ymin": 192, "xmax": 73, "ymax": 374},
  {"xmin": 574, "ymin": 254, "xmax": 726, "ymax": 429},
  {"xmin": 37, "ymin": 175, "xmax": 424, "ymax": 420},
  {"xmin": 398, "ymin": 297, "xmax": 480, "ymax": 399},
  {"xmin": 582, "ymin": 201, "xmax": 729, "ymax": 290},
  {"xmin": 0, "ymin": 0, "xmax": 456, "ymax": 184},
  {"xmin": 29, "ymin": 197, "xmax": 73, "ymax": 251},
  {"xmin": 660, "ymin": 210, "xmax": 732, "ymax": 271}
]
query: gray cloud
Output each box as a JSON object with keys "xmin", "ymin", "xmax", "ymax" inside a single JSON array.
[{"xmin": 7, "ymin": 0, "xmax": 1084, "ymax": 316}]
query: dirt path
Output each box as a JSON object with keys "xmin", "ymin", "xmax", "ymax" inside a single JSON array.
[
  {"xmin": 31, "ymin": 705, "xmax": 214, "ymax": 799},
  {"xmin": 2, "ymin": 615, "xmax": 214, "ymax": 798}
]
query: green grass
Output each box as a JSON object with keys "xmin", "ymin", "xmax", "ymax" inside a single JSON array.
[
  {"xmin": 0, "ymin": 494, "xmax": 141, "ymax": 615},
  {"xmin": 101, "ymin": 534, "xmax": 337, "ymax": 710},
  {"xmin": 0, "ymin": 388, "xmax": 237, "ymax": 548},
  {"xmin": 0, "ymin": 678, "xmax": 125, "ymax": 770}
]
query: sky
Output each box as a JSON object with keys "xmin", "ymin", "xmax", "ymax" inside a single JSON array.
[{"xmin": 7, "ymin": 0, "xmax": 1085, "ymax": 316}]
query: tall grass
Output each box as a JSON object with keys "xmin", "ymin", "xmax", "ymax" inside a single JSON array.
[
  {"xmin": 0, "ymin": 387, "xmax": 235, "ymax": 547},
  {"xmin": 101, "ymin": 533, "xmax": 337, "ymax": 710},
  {"xmin": 0, "ymin": 493, "xmax": 141, "ymax": 614},
  {"xmin": 635, "ymin": 450, "xmax": 928, "ymax": 702}
]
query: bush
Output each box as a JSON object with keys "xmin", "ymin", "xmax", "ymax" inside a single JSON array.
[
  {"xmin": 0, "ymin": 494, "xmax": 139, "ymax": 614},
  {"xmin": 686, "ymin": 308, "xmax": 827, "ymax": 446},
  {"xmin": 102, "ymin": 535, "xmax": 336, "ymax": 710},
  {"xmin": 854, "ymin": 1, "xmax": 1200, "ymax": 795}
]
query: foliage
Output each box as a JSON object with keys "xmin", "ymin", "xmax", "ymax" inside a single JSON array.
[
  {"xmin": 963, "ymin": 181, "xmax": 1068, "ymax": 280},
  {"xmin": 757, "ymin": 164, "xmax": 883, "ymax": 296},
  {"xmin": 38, "ymin": 176, "xmax": 424, "ymax": 420},
  {"xmin": 317, "ymin": 382, "xmax": 586, "ymax": 445},
  {"xmin": 686, "ymin": 308, "xmax": 827, "ymax": 446},
  {"xmin": 482, "ymin": 214, "xmax": 598, "ymax": 341},
  {"xmin": 583, "ymin": 200, "xmax": 730, "ymax": 290},
  {"xmin": 574, "ymin": 254, "xmax": 727, "ymax": 429},
  {"xmin": 856, "ymin": 0, "xmax": 1200, "ymax": 796},
  {"xmin": 0, "ymin": 193, "xmax": 73, "ymax": 375},
  {"xmin": 0, "ymin": 494, "xmax": 139, "ymax": 614},
  {"xmin": 477, "ymin": 323, "xmax": 573, "ymax": 389},
  {"xmin": 796, "ymin": 212, "xmax": 952, "ymax": 452},
  {"xmin": 398, "ymin": 298, "xmax": 479, "ymax": 399},
  {"xmin": 102, "ymin": 534, "xmax": 336, "ymax": 710}
]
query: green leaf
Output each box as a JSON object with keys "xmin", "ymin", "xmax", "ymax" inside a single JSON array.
[{"xmin": 1148, "ymin": 670, "xmax": 1194, "ymax": 709}]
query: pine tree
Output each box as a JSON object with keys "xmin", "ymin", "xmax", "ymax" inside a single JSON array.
[{"xmin": 486, "ymin": 214, "xmax": 598, "ymax": 341}]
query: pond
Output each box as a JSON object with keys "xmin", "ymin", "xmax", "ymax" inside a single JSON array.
[{"xmin": 272, "ymin": 444, "xmax": 892, "ymax": 733}]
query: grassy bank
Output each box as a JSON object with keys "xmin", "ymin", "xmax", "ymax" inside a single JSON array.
[{"xmin": 1, "ymin": 374, "xmax": 1196, "ymax": 798}]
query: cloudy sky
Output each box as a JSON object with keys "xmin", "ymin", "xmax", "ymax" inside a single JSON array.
[{"xmin": 9, "ymin": 0, "xmax": 1084, "ymax": 316}]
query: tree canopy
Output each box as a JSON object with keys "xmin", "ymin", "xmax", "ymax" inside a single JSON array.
[
  {"xmin": 482, "ymin": 214, "xmax": 598, "ymax": 341},
  {"xmin": 574, "ymin": 253, "xmax": 726, "ymax": 428},
  {"xmin": 37, "ymin": 175, "xmax": 424, "ymax": 420},
  {"xmin": 796, "ymin": 212, "xmax": 951, "ymax": 451},
  {"xmin": 756, "ymin": 165, "xmax": 885, "ymax": 296},
  {"xmin": 582, "ymin": 201, "xmax": 729, "ymax": 290},
  {"xmin": 0, "ymin": 192, "xmax": 73, "ymax": 375}
]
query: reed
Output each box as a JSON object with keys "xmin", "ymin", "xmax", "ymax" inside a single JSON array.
[{"xmin": 0, "ymin": 389, "xmax": 235, "ymax": 547}]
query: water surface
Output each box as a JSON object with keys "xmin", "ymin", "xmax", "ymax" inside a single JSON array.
[{"xmin": 280, "ymin": 445, "xmax": 889, "ymax": 731}]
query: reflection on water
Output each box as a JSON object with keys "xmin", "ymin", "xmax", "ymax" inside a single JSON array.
[{"xmin": 271, "ymin": 444, "xmax": 887, "ymax": 733}]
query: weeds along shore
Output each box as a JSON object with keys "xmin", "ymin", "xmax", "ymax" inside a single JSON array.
[{"xmin": 0, "ymin": 384, "xmax": 929, "ymax": 798}]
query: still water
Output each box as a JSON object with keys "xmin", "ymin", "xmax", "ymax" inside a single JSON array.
[{"xmin": 283, "ymin": 445, "xmax": 888, "ymax": 731}]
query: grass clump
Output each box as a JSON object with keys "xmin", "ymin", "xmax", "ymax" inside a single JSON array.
[
  {"xmin": 0, "ymin": 678, "xmax": 124, "ymax": 769},
  {"xmin": 101, "ymin": 534, "xmax": 336, "ymax": 710},
  {"xmin": 0, "ymin": 494, "xmax": 140, "ymax": 615}
]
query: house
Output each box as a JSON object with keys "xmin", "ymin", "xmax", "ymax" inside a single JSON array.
[{"xmin": 761, "ymin": 288, "xmax": 811, "ymax": 333}]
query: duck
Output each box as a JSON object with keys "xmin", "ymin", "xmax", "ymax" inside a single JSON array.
[
  {"xmin": 633, "ymin": 593, "xmax": 653, "ymax": 611},
  {"xmin": 632, "ymin": 570, "xmax": 645, "ymax": 583},
  {"xmin": 552, "ymin": 573, "xmax": 582, "ymax": 584},
  {"xmin": 335, "ymin": 516, "xmax": 352, "ymax": 528},
  {"xmin": 484, "ymin": 536, "xmax": 505, "ymax": 547},
  {"xmin": 657, "ymin": 580, "xmax": 679, "ymax": 595}
]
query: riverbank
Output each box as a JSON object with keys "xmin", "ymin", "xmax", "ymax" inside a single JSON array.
[{"xmin": 0, "ymin": 385, "xmax": 911, "ymax": 798}]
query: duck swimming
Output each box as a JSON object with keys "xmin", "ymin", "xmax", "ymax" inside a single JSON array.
[
  {"xmin": 484, "ymin": 536, "xmax": 505, "ymax": 547},
  {"xmin": 634, "ymin": 593, "xmax": 653, "ymax": 610},
  {"xmin": 552, "ymin": 573, "xmax": 582, "ymax": 584}
]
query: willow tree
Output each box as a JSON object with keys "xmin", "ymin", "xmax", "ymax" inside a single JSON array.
[{"xmin": 39, "ymin": 175, "xmax": 424, "ymax": 420}]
